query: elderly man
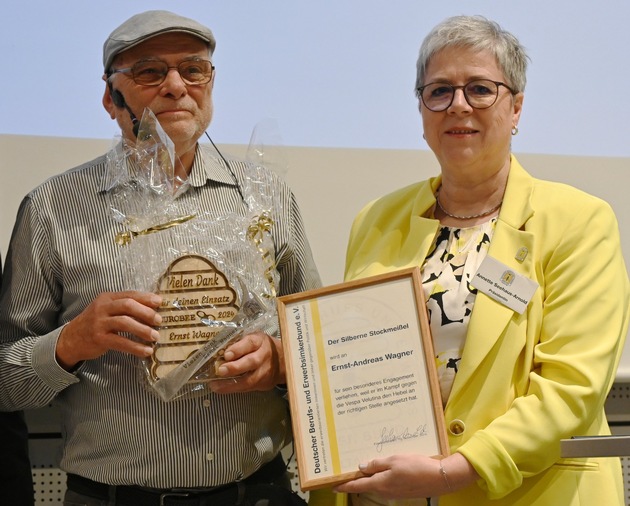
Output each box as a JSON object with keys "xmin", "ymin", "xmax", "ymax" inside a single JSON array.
[{"xmin": 0, "ymin": 10, "xmax": 319, "ymax": 505}]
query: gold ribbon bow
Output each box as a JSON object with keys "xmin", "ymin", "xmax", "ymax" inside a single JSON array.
[
  {"xmin": 247, "ymin": 212, "xmax": 277, "ymax": 297},
  {"xmin": 115, "ymin": 214, "xmax": 197, "ymax": 246}
]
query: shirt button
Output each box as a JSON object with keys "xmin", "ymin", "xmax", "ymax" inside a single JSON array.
[
  {"xmin": 203, "ymin": 399, "xmax": 211, "ymax": 408},
  {"xmin": 206, "ymin": 453, "xmax": 214, "ymax": 461},
  {"xmin": 449, "ymin": 419, "xmax": 466, "ymax": 436}
]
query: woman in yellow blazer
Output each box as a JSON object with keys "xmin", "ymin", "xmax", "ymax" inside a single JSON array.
[{"xmin": 310, "ymin": 15, "xmax": 629, "ymax": 506}]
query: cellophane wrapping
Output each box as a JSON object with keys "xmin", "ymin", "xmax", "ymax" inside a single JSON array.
[{"xmin": 106, "ymin": 110, "xmax": 281, "ymax": 401}]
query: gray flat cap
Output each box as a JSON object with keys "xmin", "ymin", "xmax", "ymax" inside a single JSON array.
[{"xmin": 103, "ymin": 10, "xmax": 216, "ymax": 71}]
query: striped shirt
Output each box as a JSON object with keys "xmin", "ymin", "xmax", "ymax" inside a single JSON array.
[{"xmin": 0, "ymin": 144, "xmax": 321, "ymax": 488}]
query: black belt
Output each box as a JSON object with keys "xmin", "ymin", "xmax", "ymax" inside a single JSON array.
[{"xmin": 66, "ymin": 454, "xmax": 287, "ymax": 506}]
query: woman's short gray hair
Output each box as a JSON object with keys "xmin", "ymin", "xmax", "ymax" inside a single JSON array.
[{"xmin": 416, "ymin": 15, "xmax": 529, "ymax": 93}]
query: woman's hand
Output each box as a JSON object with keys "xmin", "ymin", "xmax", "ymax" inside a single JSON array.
[{"xmin": 334, "ymin": 452, "xmax": 478, "ymax": 499}]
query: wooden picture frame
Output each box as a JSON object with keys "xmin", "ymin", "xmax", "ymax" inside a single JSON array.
[{"xmin": 277, "ymin": 267, "xmax": 449, "ymax": 491}]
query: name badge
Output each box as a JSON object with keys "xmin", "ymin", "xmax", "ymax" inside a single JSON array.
[{"xmin": 471, "ymin": 256, "xmax": 538, "ymax": 314}]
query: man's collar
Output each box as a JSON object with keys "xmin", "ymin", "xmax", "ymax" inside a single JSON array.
[
  {"xmin": 188, "ymin": 144, "xmax": 239, "ymax": 188},
  {"xmin": 99, "ymin": 143, "xmax": 239, "ymax": 192}
]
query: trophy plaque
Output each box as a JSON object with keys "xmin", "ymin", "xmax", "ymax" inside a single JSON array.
[{"xmin": 152, "ymin": 254, "xmax": 239, "ymax": 381}]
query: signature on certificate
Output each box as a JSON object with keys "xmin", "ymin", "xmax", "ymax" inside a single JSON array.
[{"xmin": 374, "ymin": 424, "xmax": 428, "ymax": 452}]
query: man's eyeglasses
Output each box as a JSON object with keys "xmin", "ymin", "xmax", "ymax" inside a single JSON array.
[
  {"xmin": 108, "ymin": 59, "xmax": 214, "ymax": 86},
  {"xmin": 416, "ymin": 79, "xmax": 516, "ymax": 112}
]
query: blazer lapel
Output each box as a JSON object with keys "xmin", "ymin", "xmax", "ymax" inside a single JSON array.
[
  {"xmin": 400, "ymin": 179, "xmax": 443, "ymax": 267},
  {"xmin": 449, "ymin": 158, "xmax": 537, "ymax": 393}
]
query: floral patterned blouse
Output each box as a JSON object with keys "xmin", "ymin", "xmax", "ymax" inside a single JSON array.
[{"xmin": 422, "ymin": 218, "xmax": 497, "ymax": 406}]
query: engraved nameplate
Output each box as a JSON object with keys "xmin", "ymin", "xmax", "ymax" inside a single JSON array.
[{"xmin": 152, "ymin": 254, "xmax": 239, "ymax": 381}]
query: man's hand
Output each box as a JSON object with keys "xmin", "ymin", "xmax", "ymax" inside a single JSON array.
[
  {"xmin": 209, "ymin": 331, "xmax": 285, "ymax": 394},
  {"xmin": 56, "ymin": 291, "xmax": 162, "ymax": 370}
]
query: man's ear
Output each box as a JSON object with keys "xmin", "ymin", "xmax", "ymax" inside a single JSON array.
[{"xmin": 102, "ymin": 81, "xmax": 116, "ymax": 119}]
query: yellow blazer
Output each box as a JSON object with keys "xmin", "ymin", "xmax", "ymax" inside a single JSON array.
[{"xmin": 309, "ymin": 157, "xmax": 629, "ymax": 506}]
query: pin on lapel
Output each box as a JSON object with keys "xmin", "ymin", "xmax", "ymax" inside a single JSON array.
[{"xmin": 515, "ymin": 247, "xmax": 528, "ymax": 262}]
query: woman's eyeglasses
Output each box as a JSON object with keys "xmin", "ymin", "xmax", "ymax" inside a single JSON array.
[{"xmin": 416, "ymin": 79, "xmax": 516, "ymax": 112}]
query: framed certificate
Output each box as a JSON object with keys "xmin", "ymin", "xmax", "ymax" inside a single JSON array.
[{"xmin": 277, "ymin": 267, "xmax": 449, "ymax": 491}]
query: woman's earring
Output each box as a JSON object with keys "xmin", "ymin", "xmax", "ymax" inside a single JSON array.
[{"xmin": 511, "ymin": 126, "xmax": 519, "ymax": 136}]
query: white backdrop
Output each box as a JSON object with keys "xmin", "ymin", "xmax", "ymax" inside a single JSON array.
[{"xmin": 1, "ymin": 0, "xmax": 629, "ymax": 157}]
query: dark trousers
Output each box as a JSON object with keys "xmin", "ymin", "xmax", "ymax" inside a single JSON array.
[
  {"xmin": 64, "ymin": 454, "xmax": 306, "ymax": 506},
  {"xmin": 0, "ymin": 410, "xmax": 35, "ymax": 506}
]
